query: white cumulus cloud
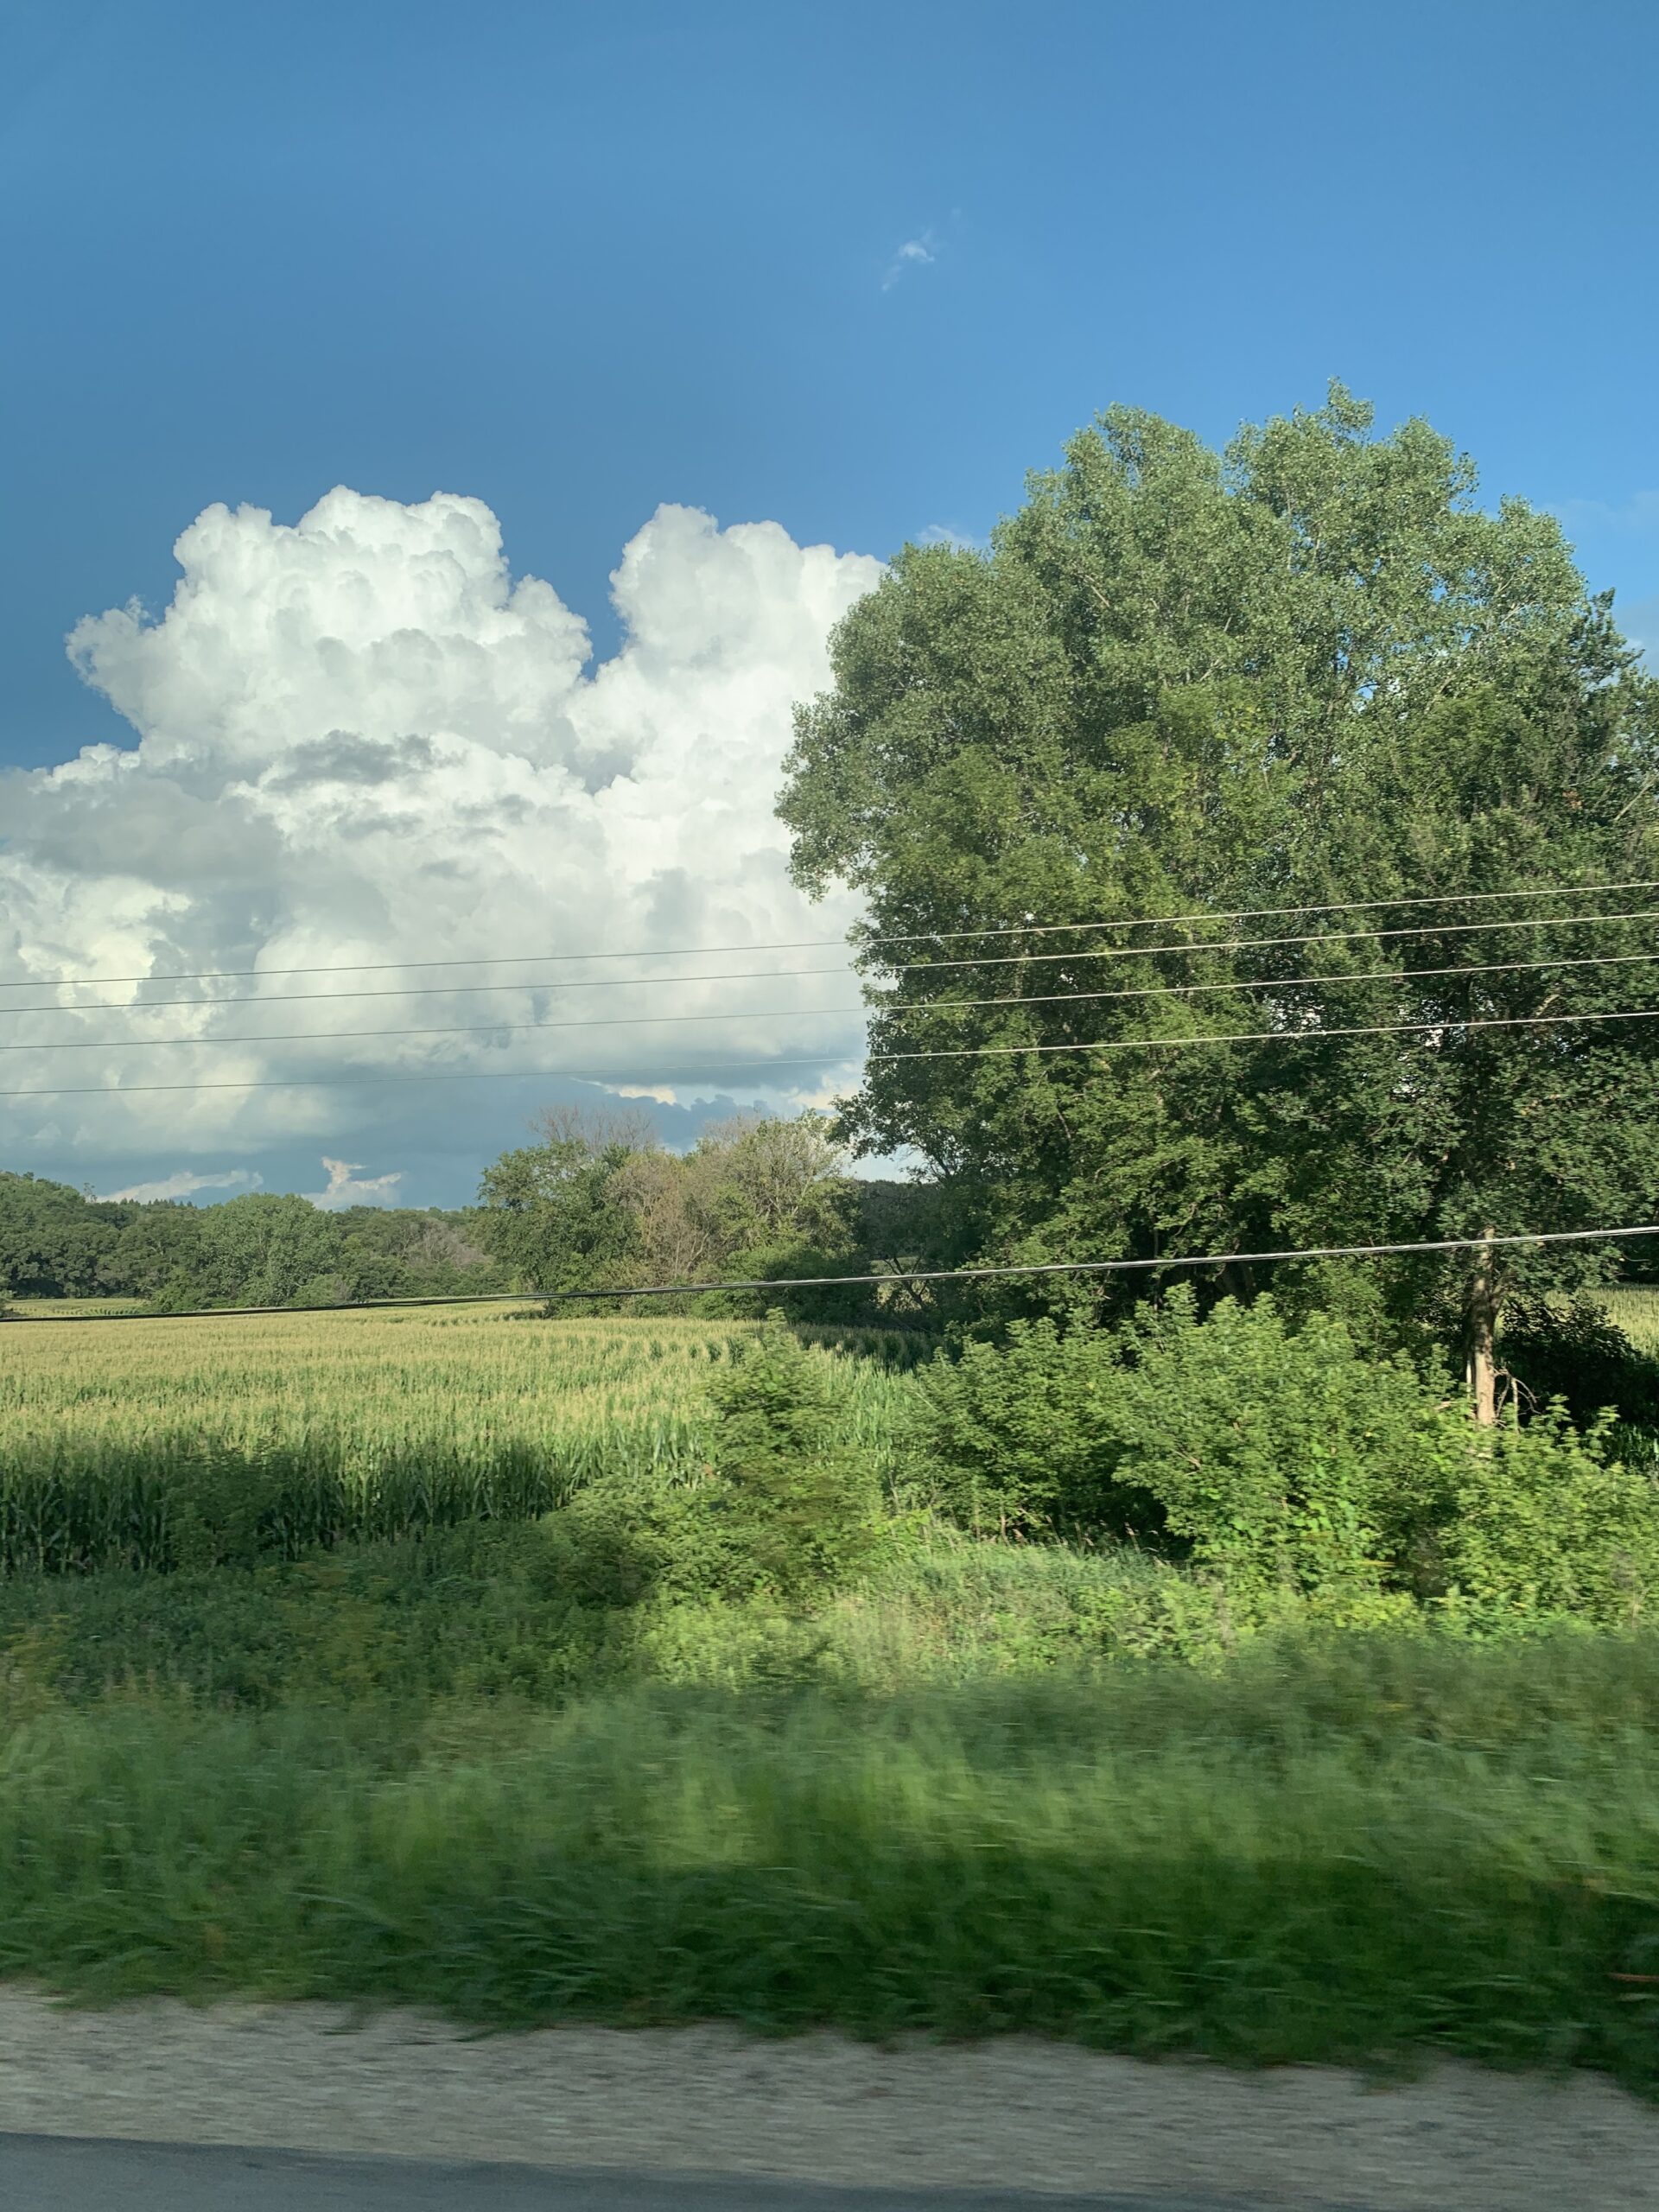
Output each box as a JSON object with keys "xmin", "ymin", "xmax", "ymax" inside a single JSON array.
[{"xmin": 0, "ymin": 490, "xmax": 882, "ymax": 1195}]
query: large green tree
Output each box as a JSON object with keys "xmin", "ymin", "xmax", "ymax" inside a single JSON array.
[{"xmin": 780, "ymin": 387, "xmax": 1659, "ymax": 1406}]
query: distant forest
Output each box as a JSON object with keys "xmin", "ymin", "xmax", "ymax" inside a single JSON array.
[
  {"xmin": 0, "ymin": 1170, "xmax": 505, "ymax": 1310},
  {"xmin": 1, "ymin": 1109, "xmax": 928, "ymax": 1318}
]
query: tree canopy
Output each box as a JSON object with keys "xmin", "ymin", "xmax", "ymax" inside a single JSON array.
[
  {"xmin": 472, "ymin": 1106, "xmax": 925, "ymax": 1320},
  {"xmin": 781, "ymin": 385, "xmax": 1659, "ymax": 1370}
]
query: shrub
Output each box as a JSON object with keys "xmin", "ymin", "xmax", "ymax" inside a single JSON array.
[
  {"xmin": 703, "ymin": 1315, "xmax": 882, "ymax": 1592},
  {"xmin": 1440, "ymin": 1411, "xmax": 1659, "ymax": 1629},
  {"xmin": 911, "ymin": 1292, "xmax": 1459, "ymax": 1599},
  {"xmin": 545, "ymin": 1317, "xmax": 882, "ymax": 1609},
  {"xmin": 1097, "ymin": 1294, "xmax": 1460, "ymax": 1602},
  {"xmin": 906, "ymin": 1319, "xmax": 1138, "ymax": 1539},
  {"xmin": 163, "ymin": 1447, "xmax": 287, "ymax": 1572}
]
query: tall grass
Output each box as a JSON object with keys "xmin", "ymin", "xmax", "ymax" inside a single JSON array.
[
  {"xmin": 1599, "ymin": 1285, "xmax": 1659, "ymax": 1352},
  {"xmin": 0, "ymin": 1307, "xmax": 918, "ymax": 1573},
  {"xmin": 6, "ymin": 1306, "xmax": 1659, "ymax": 2078},
  {"xmin": 2, "ymin": 1645, "xmax": 1656, "ymax": 2082}
]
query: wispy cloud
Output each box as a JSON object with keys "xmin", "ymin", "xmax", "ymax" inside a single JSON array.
[
  {"xmin": 1549, "ymin": 490, "xmax": 1659, "ymax": 536},
  {"xmin": 882, "ymin": 230, "xmax": 938, "ymax": 290},
  {"xmin": 1619, "ymin": 593, "xmax": 1659, "ymax": 661},
  {"xmin": 102, "ymin": 1167, "xmax": 262, "ymax": 1203},
  {"xmin": 306, "ymin": 1157, "xmax": 404, "ymax": 1211},
  {"xmin": 914, "ymin": 523, "xmax": 986, "ymax": 552}
]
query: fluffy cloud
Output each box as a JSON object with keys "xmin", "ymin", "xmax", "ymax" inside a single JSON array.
[{"xmin": 0, "ymin": 491, "xmax": 881, "ymax": 1198}]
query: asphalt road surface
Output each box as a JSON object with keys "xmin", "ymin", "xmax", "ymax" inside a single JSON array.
[{"xmin": 0, "ymin": 2137, "xmax": 1349, "ymax": 2212}]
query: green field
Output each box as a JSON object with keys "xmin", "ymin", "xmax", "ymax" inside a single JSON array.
[
  {"xmin": 0, "ymin": 1306, "xmax": 912, "ymax": 1573},
  {"xmin": 3, "ymin": 1300, "xmax": 1658, "ymax": 2087}
]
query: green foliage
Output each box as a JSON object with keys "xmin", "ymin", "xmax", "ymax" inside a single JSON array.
[
  {"xmin": 0, "ymin": 1170, "xmax": 504, "ymax": 1309},
  {"xmin": 905, "ymin": 1318, "xmax": 1131, "ymax": 1538},
  {"xmin": 912, "ymin": 1293, "xmax": 1659, "ymax": 1621},
  {"xmin": 474, "ymin": 1107, "xmax": 647, "ymax": 1293},
  {"xmin": 161, "ymin": 1448, "xmax": 287, "ymax": 1572},
  {"xmin": 780, "ymin": 384, "xmax": 1659, "ymax": 1351},
  {"xmin": 912, "ymin": 1293, "xmax": 1457, "ymax": 1600},
  {"xmin": 1090, "ymin": 1295, "xmax": 1453, "ymax": 1604},
  {"xmin": 702, "ymin": 1315, "xmax": 881, "ymax": 1591},
  {"xmin": 2, "ymin": 1650, "xmax": 1659, "ymax": 2089},
  {"xmin": 546, "ymin": 1319, "xmax": 882, "ymax": 1608},
  {"xmin": 9, "ymin": 1281, "xmax": 1659, "ymax": 2079},
  {"xmin": 0, "ymin": 1172, "xmax": 137, "ymax": 1297},
  {"xmin": 1440, "ymin": 1413, "xmax": 1659, "ymax": 1629},
  {"xmin": 473, "ymin": 1104, "xmax": 928, "ymax": 1319}
]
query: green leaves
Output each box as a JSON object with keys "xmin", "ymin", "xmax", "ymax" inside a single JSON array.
[
  {"xmin": 546, "ymin": 1319, "xmax": 883, "ymax": 1611},
  {"xmin": 909, "ymin": 1292, "xmax": 1659, "ymax": 1625},
  {"xmin": 782, "ymin": 383, "xmax": 1659, "ymax": 1347}
]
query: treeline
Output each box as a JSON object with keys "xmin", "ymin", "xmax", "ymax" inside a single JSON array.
[
  {"xmin": 0, "ymin": 1172, "xmax": 505, "ymax": 1309},
  {"xmin": 0, "ymin": 1109, "xmax": 930, "ymax": 1316},
  {"xmin": 469, "ymin": 1107, "xmax": 929, "ymax": 1320}
]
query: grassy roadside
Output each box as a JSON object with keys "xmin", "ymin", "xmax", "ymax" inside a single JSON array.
[
  {"xmin": 3, "ymin": 1637, "xmax": 1657, "ymax": 2085},
  {"xmin": 4, "ymin": 1301, "xmax": 1658, "ymax": 2086}
]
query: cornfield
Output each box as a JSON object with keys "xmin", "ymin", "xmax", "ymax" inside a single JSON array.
[{"xmin": 0, "ymin": 1304, "xmax": 918, "ymax": 1574}]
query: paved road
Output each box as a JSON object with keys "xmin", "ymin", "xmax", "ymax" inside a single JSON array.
[{"xmin": 0, "ymin": 2136, "xmax": 1376, "ymax": 2212}]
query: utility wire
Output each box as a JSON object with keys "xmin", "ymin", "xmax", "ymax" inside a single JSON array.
[
  {"xmin": 8, "ymin": 876, "xmax": 1659, "ymax": 991},
  {"xmin": 543, "ymin": 1222, "xmax": 1659, "ymax": 1301},
  {"xmin": 0, "ymin": 964, "xmax": 858, "ymax": 1016},
  {"xmin": 10, "ymin": 905, "xmax": 1659, "ymax": 1017},
  {"xmin": 10, "ymin": 946, "xmax": 1659, "ymax": 1054},
  {"xmin": 5, "ymin": 1000, "xmax": 1659, "ymax": 1099},
  {"xmin": 871, "ymin": 905, "xmax": 1659, "ymax": 975},
  {"xmin": 19, "ymin": 1222, "xmax": 1659, "ymax": 1323}
]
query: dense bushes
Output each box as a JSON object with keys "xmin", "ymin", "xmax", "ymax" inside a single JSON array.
[
  {"xmin": 908, "ymin": 1291, "xmax": 1659, "ymax": 1628},
  {"xmin": 1440, "ymin": 1412, "xmax": 1659, "ymax": 1628}
]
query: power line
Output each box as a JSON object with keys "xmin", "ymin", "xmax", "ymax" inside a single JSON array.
[
  {"xmin": 0, "ymin": 963, "xmax": 858, "ymax": 1017},
  {"xmin": 865, "ymin": 1001, "xmax": 1659, "ymax": 1066},
  {"xmin": 4, "ymin": 999, "xmax": 1659, "ymax": 1100},
  {"xmin": 10, "ymin": 904, "xmax": 1659, "ymax": 1017},
  {"xmin": 544, "ymin": 1222, "xmax": 1659, "ymax": 1300},
  {"xmin": 11, "ymin": 946, "xmax": 1659, "ymax": 1054},
  {"xmin": 878, "ymin": 905, "xmax": 1659, "ymax": 975},
  {"xmin": 20, "ymin": 1222, "xmax": 1659, "ymax": 1323},
  {"xmin": 7, "ymin": 876, "xmax": 1659, "ymax": 992}
]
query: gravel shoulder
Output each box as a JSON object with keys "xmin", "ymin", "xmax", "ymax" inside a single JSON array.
[{"xmin": 0, "ymin": 1987, "xmax": 1656, "ymax": 2211}]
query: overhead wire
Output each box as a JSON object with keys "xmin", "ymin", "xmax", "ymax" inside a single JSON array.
[
  {"xmin": 535, "ymin": 1221, "xmax": 1659, "ymax": 1301},
  {"xmin": 5, "ymin": 945, "xmax": 1658, "ymax": 1053},
  {"xmin": 19, "ymin": 1221, "xmax": 1659, "ymax": 1322},
  {"xmin": 6, "ymin": 875, "xmax": 1659, "ymax": 991},
  {"xmin": 5, "ymin": 999, "xmax": 1659, "ymax": 1098},
  {"xmin": 9, "ymin": 903, "xmax": 1659, "ymax": 1016}
]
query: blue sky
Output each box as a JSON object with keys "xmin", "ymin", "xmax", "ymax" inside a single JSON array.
[{"xmin": 3, "ymin": 0, "xmax": 1657, "ymax": 1205}]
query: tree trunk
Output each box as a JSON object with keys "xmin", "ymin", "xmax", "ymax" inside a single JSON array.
[{"xmin": 1464, "ymin": 1230, "xmax": 1497, "ymax": 1426}]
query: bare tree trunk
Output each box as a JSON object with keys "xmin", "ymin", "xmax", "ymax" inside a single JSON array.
[{"xmin": 1464, "ymin": 1229, "xmax": 1497, "ymax": 1426}]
